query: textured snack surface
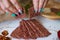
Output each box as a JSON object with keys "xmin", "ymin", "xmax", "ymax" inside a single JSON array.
[{"xmin": 11, "ymin": 19, "xmax": 51, "ymax": 39}]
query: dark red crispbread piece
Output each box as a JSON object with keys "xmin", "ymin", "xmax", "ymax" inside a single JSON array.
[
  {"xmin": 26, "ymin": 20, "xmax": 40, "ymax": 37},
  {"xmin": 11, "ymin": 21, "xmax": 25, "ymax": 39},
  {"xmin": 28, "ymin": 7, "xmax": 40, "ymax": 18},
  {"xmin": 30, "ymin": 19, "xmax": 51, "ymax": 37},
  {"xmin": 21, "ymin": 20, "xmax": 31, "ymax": 39},
  {"xmin": 11, "ymin": 19, "xmax": 51, "ymax": 39},
  {"xmin": 29, "ymin": 20, "xmax": 44, "ymax": 37},
  {"xmin": 11, "ymin": 26, "xmax": 23, "ymax": 39},
  {"xmin": 24, "ymin": 20, "xmax": 37, "ymax": 39}
]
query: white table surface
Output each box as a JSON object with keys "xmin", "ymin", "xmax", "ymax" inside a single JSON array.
[{"xmin": 0, "ymin": 16, "xmax": 60, "ymax": 40}]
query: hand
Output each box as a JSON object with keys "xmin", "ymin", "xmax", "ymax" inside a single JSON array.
[
  {"xmin": 0, "ymin": 0, "xmax": 25, "ymax": 18},
  {"xmin": 33, "ymin": 0, "xmax": 48, "ymax": 13}
]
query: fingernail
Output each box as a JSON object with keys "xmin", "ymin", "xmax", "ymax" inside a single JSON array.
[
  {"xmin": 18, "ymin": 9, "xmax": 22, "ymax": 14},
  {"xmin": 34, "ymin": 9, "xmax": 38, "ymax": 13},
  {"xmin": 11, "ymin": 13, "xmax": 17, "ymax": 17},
  {"xmin": 18, "ymin": 12, "xmax": 21, "ymax": 15},
  {"xmin": 6, "ymin": 12, "xmax": 9, "ymax": 15},
  {"xmin": 40, "ymin": 8, "xmax": 44, "ymax": 12}
]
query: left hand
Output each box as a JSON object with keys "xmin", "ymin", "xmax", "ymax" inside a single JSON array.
[{"xmin": 0, "ymin": 0, "xmax": 26, "ymax": 18}]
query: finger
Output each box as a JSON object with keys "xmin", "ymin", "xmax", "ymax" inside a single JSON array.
[
  {"xmin": 43, "ymin": 0, "xmax": 48, "ymax": 8},
  {"xmin": 0, "ymin": 1, "xmax": 11, "ymax": 14},
  {"xmin": 16, "ymin": 8, "xmax": 26, "ymax": 18},
  {"xmin": 0, "ymin": 0, "xmax": 6, "ymax": 13},
  {"xmin": 10, "ymin": 0, "xmax": 23, "ymax": 14},
  {"xmin": 39, "ymin": 0, "xmax": 45, "ymax": 12},
  {"xmin": 0, "ymin": 6, "xmax": 5, "ymax": 14},
  {"xmin": 33, "ymin": 0, "xmax": 39, "ymax": 13},
  {"xmin": 2, "ymin": 0, "xmax": 20, "ymax": 16}
]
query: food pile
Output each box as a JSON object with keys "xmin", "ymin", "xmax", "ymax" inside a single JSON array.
[
  {"xmin": 0, "ymin": 30, "xmax": 11, "ymax": 40},
  {"xmin": 42, "ymin": 0, "xmax": 60, "ymax": 16},
  {"xmin": 51, "ymin": 8, "xmax": 60, "ymax": 16}
]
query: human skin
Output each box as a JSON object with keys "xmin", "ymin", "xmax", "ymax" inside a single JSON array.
[
  {"xmin": 33, "ymin": 0, "xmax": 39, "ymax": 13},
  {"xmin": 0, "ymin": 0, "xmax": 25, "ymax": 18}
]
